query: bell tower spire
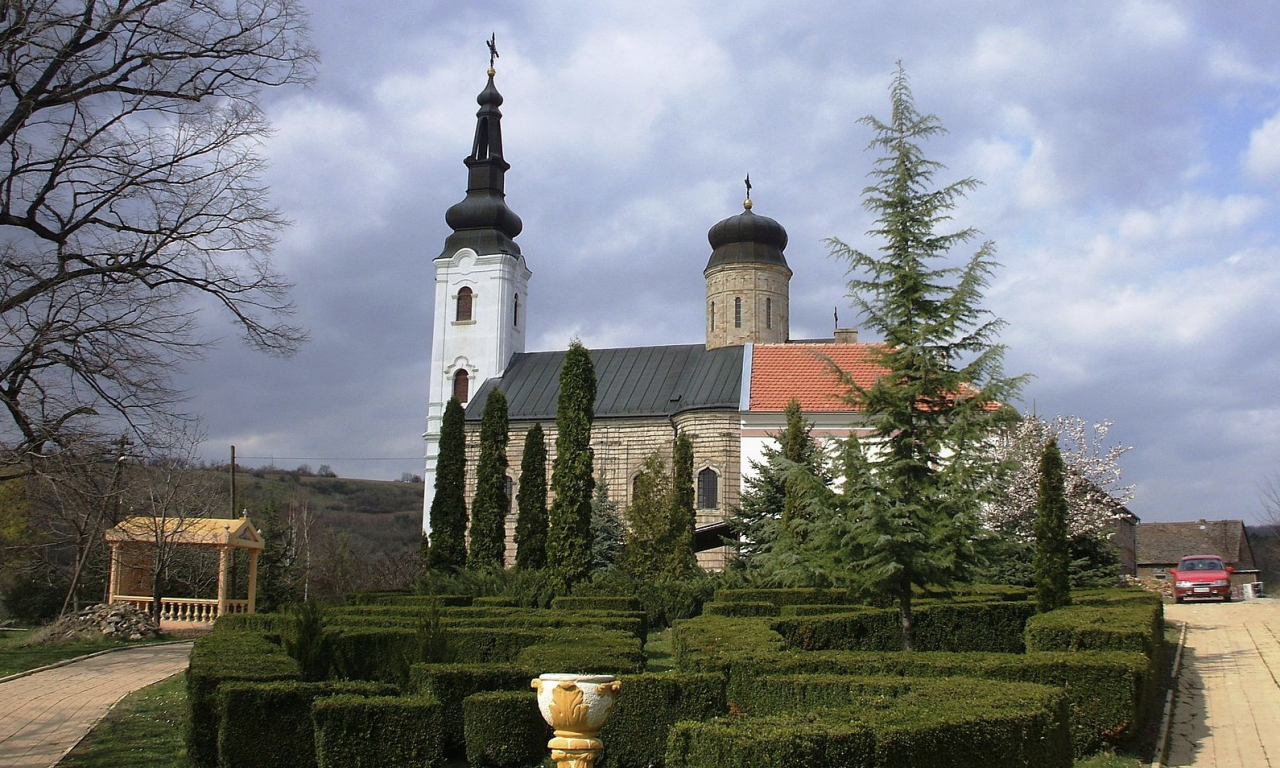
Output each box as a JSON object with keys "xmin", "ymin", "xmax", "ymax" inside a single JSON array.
[{"xmin": 424, "ymin": 39, "xmax": 531, "ymax": 532}]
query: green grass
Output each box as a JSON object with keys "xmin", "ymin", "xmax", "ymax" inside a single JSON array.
[
  {"xmin": 0, "ymin": 629, "xmax": 119, "ymax": 678},
  {"xmin": 1073, "ymin": 753, "xmax": 1142, "ymax": 768},
  {"xmin": 58, "ymin": 672, "xmax": 192, "ymax": 767},
  {"xmin": 645, "ymin": 628, "xmax": 673, "ymax": 672}
]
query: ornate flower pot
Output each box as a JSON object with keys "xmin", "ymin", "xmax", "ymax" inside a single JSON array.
[{"xmin": 531, "ymin": 673, "xmax": 622, "ymax": 768}]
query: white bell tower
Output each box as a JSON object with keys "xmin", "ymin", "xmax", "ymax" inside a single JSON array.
[{"xmin": 423, "ymin": 61, "xmax": 529, "ymax": 530}]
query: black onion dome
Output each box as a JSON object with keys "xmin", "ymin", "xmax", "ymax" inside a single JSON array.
[
  {"xmin": 705, "ymin": 205, "xmax": 790, "ymax": 273},
  {"xmin": 438, "ymin": 74, "xmax": 522, "ymax": 259}
]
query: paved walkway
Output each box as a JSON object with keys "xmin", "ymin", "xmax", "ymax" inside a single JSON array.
[
  {"xmin": 0, "ymin": 642, "xmax": 192, "ymax": 768},
  {"xmin": 1165, "ymin": 600, "xmax": 1280, "ymax": 767}
]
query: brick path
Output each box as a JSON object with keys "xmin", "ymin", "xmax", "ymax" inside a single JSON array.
[
  {"xmin": 0, "ymin": 642, "xmax": 192, "ymax": 768},
  {"xmin": 1165, "ymin": 600, "xmax": 1280, "ymax": 767}
]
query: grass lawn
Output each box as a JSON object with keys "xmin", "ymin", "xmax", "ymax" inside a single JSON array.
[
  {"xmin": 58, "ymin": 672, "xmax": 192, "ymax": 768},
  {"xmin": 0, "ymin": 629, "xmax": 121, "ymax": 678},
  {"xmin": 644, "ymin": 628, "xmax": 673, "ymax": 672}
]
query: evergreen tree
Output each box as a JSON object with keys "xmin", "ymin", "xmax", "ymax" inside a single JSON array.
[
  {"xmin": 546, "ymin": 340, "xmax": 597, "ymax": 586},
  {"xmin": 825, "ymin": 66, "xmax": 1023, "ymax": 649},
  {"xmin": 256, "ymin": 496, "xmax": 298, "ymax": 612},
  {"xmin": 667, "ymin": 432, "xmax": 698, "ymax": 576},
  {"xmin": 1034, "ymin": 439, "xmax": 1071, "ymax": 612},
  {"xmin": 730, "ymin": 399, "xmax": 828, "ymax": 567},
  {"xmin": 427, "ymin": 397, "xmax": 468, "ymax": 571},
  {"xmin": 589, "ymin": 479, "xmax": 626, "ymax": 571},
  {"xmin": 514, "ymin": 424, "xmax": 548, "ymax": 570},
  {"xmin": 468, "ymin": 389, "xmax": 510, "ymax": 568},
  {"xmin": 619, "ymin": 452, "xmax": 673, "ymax": 579}
]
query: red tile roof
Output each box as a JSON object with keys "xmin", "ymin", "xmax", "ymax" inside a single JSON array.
[{"xmin": 749, "ymin": 343, "xmax": 887, "ymax": 412}]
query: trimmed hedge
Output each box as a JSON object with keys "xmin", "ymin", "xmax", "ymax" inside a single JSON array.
[
  {"xmin": 552, "ymin": 595, "xmax": 641, "ymax": 612},
  {"xmin": 599, "ymin": 672, "xmax": 727, "ymax": 768},
  {"xmin": 1025, "ymin": 603, "xmax": 1163, "ymax": 661},
  {"xmin": 724, "ymin": 648, "xmax": 1149, "ymax": 757},
  {"xmin": 473, "ymin": 596, "xmax": 519, "ymax": 607},
  {"xmin": 450, "ymin": 627, "xmax": 546, "ymax": 663},
  {"xmin": 217, "ymin": 680, "xmax": 394, "ymax": 768},
  {"xmin": 703, "ymin": 601, "xmax": 780, "ymax": 618},
  {"xmin": 515, "ymin": 629, "xmax": 645, "ymax": 675},
  {"xmin": 186, "ymin": 631, "xmax": 301, "ymax": 768},
  {"xmin": 213, "ymin": 612, "xmax": 297, "ymax": 638},
  {"xmin": 770, "ymin": 600, "xmax": 1038, "ymax": 653},
  {"xmin": 408, "ymin": 663, "xmax": 536, "ymax": 757},
  {"xmin": 463, "ymin": 691, "xmax": 549, "ymax": 768},
  {"xmin": 671, "ymin": 616, "xmax": 786, "ymax": 673},
  {"xmin": 313, "ymin": 694, "xmax": 446, "ymax": 768},
  {"xmin": 328, "ymin": 627, "xmax": 416, "ymax": 684},
  {"xmin": 714, "ymin": 588, "xmax": 847, "ymax": 607},
  {"xmin": 347, "ymin": 592, "xmax": 473, "ymax": 607},
  {"xmin": 667, "ymin": 675, "xmax": 1071, "ymax": 768}
]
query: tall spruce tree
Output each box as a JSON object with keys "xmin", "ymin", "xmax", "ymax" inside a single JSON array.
[
  {"xmin": 515, "ymin": 424, "xmax": 549, "ymax": 570},
  {"xmin": 731, "ymin": 399, "xmax": 828, "ymax": 566},
  {"xmin": 546, "ymin": 340, "xmax": 597, "ymax": 586},
  {"xmin": 668, "ymin": 432, "xmax": 698, "ymax": 576},
  {"xmin": 1034, "ymin": 438, "xmax": 1071, "ymax": 612},
  {"xmin": 589, "ymin": 479, "xmax": 626, "ymax": 571},
  {"xmin": 826, "ymin": 66, "xmax": 1023, "ymax": 650},
  {"xmin": 427, "ymin": 397, "xmax": 468, "ymax": 571},
  {"xmin": 468, "ymin": 389, "xmax": 510, "ymax": 568}
]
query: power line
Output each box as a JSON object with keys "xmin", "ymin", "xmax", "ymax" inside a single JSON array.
[{"xmin": 235, "ymin": 456, "xmax": 420, "ymax": 462}]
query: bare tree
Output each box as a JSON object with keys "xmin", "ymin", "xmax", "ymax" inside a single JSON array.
[{"xmin": 0, "ymin": 0, "xmax": 317, "ymax": 471}]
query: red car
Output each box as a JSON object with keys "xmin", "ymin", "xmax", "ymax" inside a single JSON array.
[{"xmin": 1171, "ymin": 555, "xmax": 1234, "ymax": 603}]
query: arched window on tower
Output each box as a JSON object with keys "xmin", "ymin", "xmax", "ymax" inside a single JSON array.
[
  {"xmin": 456, "ymin": 287, "xmax": 473, "ymax": 322},
  {"xmin": 697, "ymin": 468, "xmax": 719, "ymax": 509},
  {"xmin": 766, "ymin": 297, "xmax": 773, "ymax": 330},
  {"xmin": 453, "ymin": 369, "xmax": 470, "ymax": 403},
  {"xmin": 734, "ymin": 297, "xmax": 742, "ymax": 328},
  {"xmin": 505, "ymin": 476, "xmax": 514, "ymax": 511},
  {"xmin": 710, "ymin": 301, "xmax": 715, "ymax": 331},
  {"xmin": 513, "ymin": 293, "xmax": 519, "ymax": 327}
]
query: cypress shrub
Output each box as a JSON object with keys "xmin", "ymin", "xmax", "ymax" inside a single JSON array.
[
  {"xmin": 463, "ymin": 691, "xmax": 549, "ymax": 768},
  {"xmin": 469, "ymin": 388, "xmax": 510, "ymax": 568},
  {"xmin": 313, "ymin": 694, "xmax": 446, "ymax": 768},
  {"xmin": 598, "ymin": 673, "xmax": 727, "ymax": 768},
  {"xmin": 514, "ymin": 423, "xmax": 548, "ymax": 569},
  {"xmin": 1035, "ymin": 438, "xmax": 1072, "ymax": 613},
  {"xmin": 667, "ymin": 432, "xmax": 698, "ymax": 575},
  {"xmin": 428, "ymin": 397, "xmax": 468, "ymax": 570},
  {"xmin": 216, "ymin": 680, "xmax": 394, "ymax": 768},
  {"xmin": 186, "ymin": 632, "xmax": 301, "ymax": 768},
  {"xmin": 408, "ymin": 663, "xmax": 536, "ymax": 757},
  {"xmin": 546, "ymin": 339, "xmax": 596, "ymax": 586}
]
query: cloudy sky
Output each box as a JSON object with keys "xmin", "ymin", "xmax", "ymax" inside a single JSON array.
[{"xmin": 179, "ymin": 0, "xmax": 1280, "ymax": 526}]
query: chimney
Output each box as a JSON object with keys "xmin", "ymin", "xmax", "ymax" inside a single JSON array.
[{"xmin": 834, "ymin": 328, "xmax": 859, "ymax": 344}]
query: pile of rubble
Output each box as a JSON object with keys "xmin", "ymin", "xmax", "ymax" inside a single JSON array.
[
  {"xmin": 43, "ymin": 602, "xmax": 161, "ymax": 643},
  {"xmin": 1123, "ymin": 574, "xmax": 1173, "ymax": 598}
]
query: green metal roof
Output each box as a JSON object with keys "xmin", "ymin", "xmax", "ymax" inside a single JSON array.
[{"xmin": 465, "ymin": 344, "xmax": 744, "ymax": 421}]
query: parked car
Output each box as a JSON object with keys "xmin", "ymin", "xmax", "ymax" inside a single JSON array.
[{"xmin": 1171, "ymin": 555, "xmax": 1234, "ymax": 603}]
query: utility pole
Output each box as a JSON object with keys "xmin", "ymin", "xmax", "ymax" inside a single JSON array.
[{"xmin": 230, "ymin": 445, "xmax": 237, "ymax": 519}]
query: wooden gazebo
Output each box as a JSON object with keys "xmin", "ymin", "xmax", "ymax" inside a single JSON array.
[{"xmin": 104, "ymin": 515, "xmax": 263, "ymax": 628}]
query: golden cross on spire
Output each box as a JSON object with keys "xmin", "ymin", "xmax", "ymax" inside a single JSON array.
[
  {"xmin": 744, "ymin": 173, "xmax": 753, "ymax": 210},
  {"xmin": 487, "ymin": 33, "xmax": 499, "ymax": 76}
]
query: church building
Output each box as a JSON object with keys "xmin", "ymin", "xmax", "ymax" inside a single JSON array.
[{"xmin": 422, "ymin": 63, "xmax": 884, "ymax": 568}]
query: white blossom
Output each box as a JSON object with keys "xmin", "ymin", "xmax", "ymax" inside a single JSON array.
[{"xmin": 982, "ymin": 415, "xmax": 1134, "ymax": 541}]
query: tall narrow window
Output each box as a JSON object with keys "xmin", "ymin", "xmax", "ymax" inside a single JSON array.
[
  {"xmin": 456, "ymin": 287, "xmax": 473, "ymax": 322},
  {"xmin": 710, "ymin": 301, "xmax": 715, "ymax": 331},
  {"xmin": 766, "ymin": 298, "xmax": 772, "ymax": 329},
  {"xmin": 697, "ymin": 468, "xmax": 719, "ymax": 509},
  {"xmin": 453, "ymin": 369, "xmax": 469, "ymax": 402},
  {"xmin": 505, "ymin": 476, "xmax": 514, "ymax": 510},
  {"xmin": 513, "ymin": 293, "xmax": 519, "ymax": 327},
  {"xmin": 734, "ymin": 297, "xmax": 742, "ymax": 328}
]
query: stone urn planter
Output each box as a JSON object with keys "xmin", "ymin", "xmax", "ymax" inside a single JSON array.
[{"xmin": 531, "ymin": 673, "xmax": 622, "ymax": 768}]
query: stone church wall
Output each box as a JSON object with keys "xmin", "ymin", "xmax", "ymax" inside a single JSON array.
[{"xmin": 460, "ymin": 408, "xmax": 740, "ymax": 570}]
